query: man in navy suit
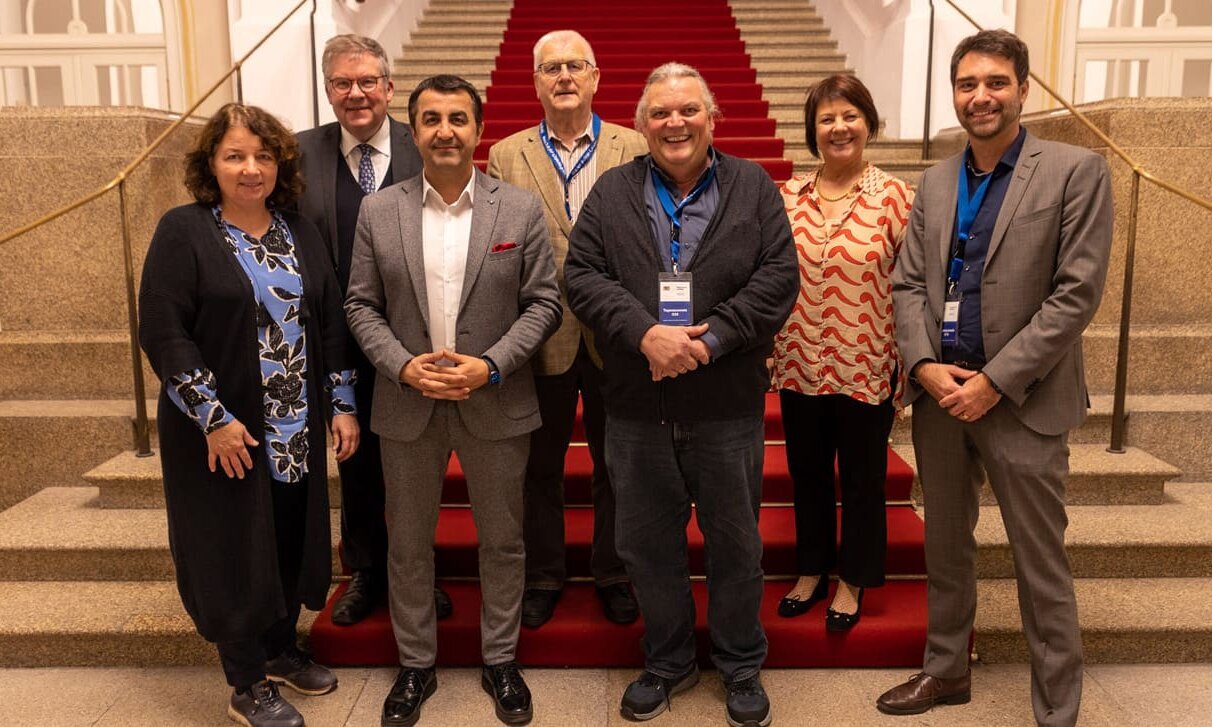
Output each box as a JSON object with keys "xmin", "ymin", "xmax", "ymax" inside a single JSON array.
[{"xmin": 297, "ymin": 34, "xmax": 450, "ymax": 626}]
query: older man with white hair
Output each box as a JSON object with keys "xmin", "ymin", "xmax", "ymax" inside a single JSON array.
[{"xmin": 487, "ymin": 29, "xmax": 648, "ymax": 630}]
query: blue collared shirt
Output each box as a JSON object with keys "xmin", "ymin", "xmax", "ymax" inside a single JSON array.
[
  {"xmin": 947, "ymin": 127, "xmax": 1027, "ymax": 367},
  {"xmin": 643, "ymin": 152, "xmax": 723, "ymax": 356}
]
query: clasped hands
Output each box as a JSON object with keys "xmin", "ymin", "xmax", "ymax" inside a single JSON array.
[
  {"xmin": 400, "ymin": 349, "xmax": 490, "ymax": 400},
  {"xmin": 914, "ymin": 362, "xmax": 1002, "ymax": 423},
  {"xmin": 640, "ymin": 323, "xmax": 712, "ymax": 382}
]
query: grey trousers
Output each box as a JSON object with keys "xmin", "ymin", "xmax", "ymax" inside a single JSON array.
[
  {"xmin": 914, "ymin": 396, "xmax": 1082, "ymax": 727},
  {"xmin": 380, "ymin": 401, "xmax": 529, "ymax": 668}
]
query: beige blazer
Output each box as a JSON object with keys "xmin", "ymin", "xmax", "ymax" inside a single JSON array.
[
  {"xmin": 487, "ymin": 119, "xmax": 648, "ymax": 375},
  {"xmin": 344, "ymin": 170, "xmax": 562, "ymax": 442},
  {"xmin": 892, "ymin": 133, "xmax": 1114, "ymax": 436}
]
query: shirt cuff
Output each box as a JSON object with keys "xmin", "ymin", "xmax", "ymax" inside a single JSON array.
[
  {"xmin": 166, "ymin": 368, "xmax": 234, "ymax": 434},
  {"xmin": 327, "ymin": 370, "xmax": 358, "ymax": 416}
]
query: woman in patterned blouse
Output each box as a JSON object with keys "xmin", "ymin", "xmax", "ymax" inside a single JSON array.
[
  {"xmin": 139, "ymin": 103, "xmax": 359, "ymax": 727},
  {"xmin": 770, "ymin": 76, "xmax": 914, "ymax": 631}
]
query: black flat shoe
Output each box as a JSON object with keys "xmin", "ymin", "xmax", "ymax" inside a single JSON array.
[
  {"xmin": 777, "ymin": 574, "xmax": 829, "ymax": 618},
  {"xmin": 434, "ymin": 586, "xmax": 453, "ymax": 621},
  {"xmin": 521, "ymin": 588, "xmax": 560, "ymax": 629},
  {"xmin": 826, "ymin": 587, "xmax": 864, "ymax": 632},
  {"xmin": 596, "ymin": 583, "xmax": 639, "ymax": 625},
  {"xmin": 332, "ymin": 570, "xmax": 382, "ymax": 626}
]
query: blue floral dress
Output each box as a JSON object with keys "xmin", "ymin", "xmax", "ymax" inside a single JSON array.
[{"xmin": 165, "ymin": 207, "xmax": 356, "ymax": 483}]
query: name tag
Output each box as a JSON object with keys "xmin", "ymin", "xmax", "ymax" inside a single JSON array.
[
  {"xmin": 941, "ymin": 299, "xmax": 960, "ymax": 347},
  {"xmin": 658, "ymin": 272, "xmax": 693, "ymax": 326}
]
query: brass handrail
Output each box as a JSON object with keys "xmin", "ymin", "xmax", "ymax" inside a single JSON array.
[
  {"xmin": 935, "ymin": 0, "xmax": 1212, "ymax": 453},
  {"xmin": 0, "ymin": 0, "xmax": 314, "ymax": 456}
]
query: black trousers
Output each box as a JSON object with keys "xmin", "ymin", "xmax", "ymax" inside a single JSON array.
[
  {"xmin": 215, "ymin": 476, "xmax": 308, "ymax": 688},
  {"xmin": 523, "ymin": 341, "xmax": 627, "ymax": 589},
  {"xmin": 336, "ymin": 351, "xmax": 388, "ymax": 575},
  {"xmin": 779, "ymin": 389, "xmax": 894, "ymax": 587}
]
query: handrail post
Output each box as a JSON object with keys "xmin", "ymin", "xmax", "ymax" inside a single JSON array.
[
  {"xmin": 236, "ymin": 65, "xmax": 244, "ymax": 105},
  {"xmin": 1108, "ymin": 170, "xmax": 1141, "ymax": 453},
  {"xmin": 922, "ymin": 0, "xmax": 936, "ymax": 160},
  {"xmin": 118, "ymin": 179, "xmax": 153, "ymax": 457}
]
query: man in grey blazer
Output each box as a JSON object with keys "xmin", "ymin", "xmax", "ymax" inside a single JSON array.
[
  {"xmin": 345, "ymin": 75, "xmax": 561, "ymax": 727},
  {"xmin": 878, "ymin": 30, "xmax": 1113, "ymax": 727},
  {"xmin": 486, "ymin": 29, "xmax": 648, "ymax": 629},
  {"xmin": 297, "ymin": 34, "xmax": 452, "ymax": 627}
]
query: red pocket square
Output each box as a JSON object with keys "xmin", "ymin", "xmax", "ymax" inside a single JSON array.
[{"xmin": 491, "ymin": 241, "xmax": 518, "ymax": 253}]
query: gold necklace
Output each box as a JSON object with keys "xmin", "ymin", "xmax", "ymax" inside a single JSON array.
[{"xmin": 814, "ymin": 165, "xmax": 864, "ymax": 202}]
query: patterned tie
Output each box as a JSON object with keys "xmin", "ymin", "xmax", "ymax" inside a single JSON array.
[{"xmin": 357, "ymin": 143, "xmax": 376, "ymax": 195}]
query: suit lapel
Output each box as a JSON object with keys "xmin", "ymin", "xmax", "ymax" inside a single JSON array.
[
  {"xmin": 986, "ymin": 136, "xmax": 1042, "ymax": 265},
  {"xmin": 387, "ymin": 117, "xmax": 416, "ymax": 185},
  {"xmin": 520, "ymin": 134, "xmax": 572, "ymax": 238},
  {"xmin": 937, "ymin": 154, "xmax": 962, "ymax": 271},
  {"xmin": 320, "ymin": 125, "xmax": 341, "ymax": 263},
  {"xmin": 397, "ymin": 179, "xmax": 429, "ymax": 327},
  {"xmin": 460, "ymin": 171, "xmax": 499, "ymax": 313}
]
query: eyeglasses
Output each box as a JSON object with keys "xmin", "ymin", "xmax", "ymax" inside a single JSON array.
[
  {"xmin": 327, "ymin": 75, "xmax": 386, "ymax": 94},
  {"xmin": 535, "ymin": 59, "xmax": 594, "ymax": 78}
]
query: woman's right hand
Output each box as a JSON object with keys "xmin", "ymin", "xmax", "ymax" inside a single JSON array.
[{"xmin": 206, "ymin": 418, "xmax": 259, "ymax": 479}]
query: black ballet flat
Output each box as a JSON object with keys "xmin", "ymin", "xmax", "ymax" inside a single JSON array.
[
  {"xmin": 777, "ymin": 574, "xmax": 830, "ymax": 618},
  {"xmin": 825, "ymin": 587, "xmax": 864, "ymax": 632}
]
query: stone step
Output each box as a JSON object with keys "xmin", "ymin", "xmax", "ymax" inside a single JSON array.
[
  {"xmin": 0, "ymin": 487, "xmax": 342, "ymax": 581},
  {"xmin": 83, "ymin": 449, "xmax": 341, "ymax": 509},
  {"xmin": 975, "ymin": 577, "xmax": 1212, "ymax": 663},
  {"xmin": 893, "ymin": 444, "xmax": 1180, "ymax": 506},
  {"xmin": 1084, "ymin": 323, "xmax": 1212, "ymax": 396},
  {"xmin": 975, "ymin": 482, "xmax": 1212, "ymax": 578},
  {"xmin": 0, "ymin": 399, "xmax": 155, "ymax": 512},
  {"xmin": 399, "ymin": 48, "xmax": 499, "ymax": 63},
  {"xmin": 0, "ymin": 330, "xmax": 158, "ymax": 400}
]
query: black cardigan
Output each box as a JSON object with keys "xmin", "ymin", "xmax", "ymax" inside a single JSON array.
[
  {"xmin": 565, "ymin": 153, "xmax": 798, "ymax": 422},
  {"xmin": 138, "ymin": 203, "xmax": 350, "ymax": 643}
]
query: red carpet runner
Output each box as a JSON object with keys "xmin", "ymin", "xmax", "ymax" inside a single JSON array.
[
  {"xmin": 473, "ymin": 0, "xmax": 792, "ymax": 179},
  {"xmin": 312, "ymin": 0, "xmax": 927, "ymax": 667}
]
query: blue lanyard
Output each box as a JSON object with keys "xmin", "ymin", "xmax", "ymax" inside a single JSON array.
[
  {"xmin": 538, "ymin": 113, "xmax": 601, "ymax": 220},
  {"xmin": 948, "ymin": 160, "xmax": 994, "ymax": 289},
  {"xmin": 651, "ymin": 156, "xmax": 718, "ymax": 273}
]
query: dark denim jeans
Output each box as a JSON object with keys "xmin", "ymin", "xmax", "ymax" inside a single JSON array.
[{"xmin": 606, "ymin": 415, "xmax": 767, "ymax": 683}]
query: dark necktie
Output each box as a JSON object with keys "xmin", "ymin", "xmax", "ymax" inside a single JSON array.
[{"xmin": 357, "ymin": 143, "xmax": 376, "ymax": 195}]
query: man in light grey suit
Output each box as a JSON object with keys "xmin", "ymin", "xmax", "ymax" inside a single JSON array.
[
  {"xmin": 345, "ymin": 75, "xmax": 561, "ymax": 727},
  {"xmin": 877, "ymin": 30, "xmax": 1113, "ymax": 727}
]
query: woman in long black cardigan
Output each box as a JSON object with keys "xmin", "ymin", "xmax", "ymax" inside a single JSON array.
[{"xmin": 139, "ymin": 103, "xmax": 357, "ymax": 727}]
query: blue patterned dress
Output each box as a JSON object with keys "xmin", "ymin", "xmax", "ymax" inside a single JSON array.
[{"xmin": 165, "ymin": 207, "xmax": 356, "ymax": 483}]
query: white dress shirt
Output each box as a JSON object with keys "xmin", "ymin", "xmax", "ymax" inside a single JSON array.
[
  {"xmin": 421, "ymin": 173, "xmax": 476, "ymax": 360},
  {"xmin": 339, "ymin": 119, "xmax": 392, "ymax": 191}
]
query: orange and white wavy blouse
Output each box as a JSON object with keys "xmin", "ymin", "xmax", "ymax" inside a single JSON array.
[{"xmin": 771, "ymin": 164, "xmax": 914, "ymax": 406}]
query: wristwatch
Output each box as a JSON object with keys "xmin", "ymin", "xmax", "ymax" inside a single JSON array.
[{"xmin": 482, "ymin": 356, "xmax": 501, "ymax": 386}]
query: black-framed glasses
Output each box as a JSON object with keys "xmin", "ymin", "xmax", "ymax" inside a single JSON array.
[
  {"xmin": 535, "ymin": 59, "xmax": 594, "ymax": 77},
  {"xmin": 327, "ymin": 75, "xmax": 386, "ymax": 94}
]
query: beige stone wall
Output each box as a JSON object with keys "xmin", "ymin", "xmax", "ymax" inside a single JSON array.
[{"xmin": 0, "ymin": 107, "xmax": 200, "ymax": 332}]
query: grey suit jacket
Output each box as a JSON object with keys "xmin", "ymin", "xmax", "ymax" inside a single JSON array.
[
  {"xmin": 892, "ymin": 132, "xmax": 1114, "ymax": 436},
  {"xmin": 344, "ymin": 169, "xmax": 562, "ymax": 442},
  {"xmin": 486, "ymin": 120, "xmax": 648, "ymax": 375},
  {"xmin": 296, "ymin": 116, "xmax": 423, "ymax": 266}
]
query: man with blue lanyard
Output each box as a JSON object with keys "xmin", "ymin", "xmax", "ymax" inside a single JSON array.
[
  {"xmin": 487, "ymin": 29, "xmax": 648, "ymax": 629},
  {"xmin": 565, "ymin": 63, "xmax": 797, "ymax": 727},
  {"xmin": 880, "ymin": 30, "xmax": 1113, "ymax": 726}
]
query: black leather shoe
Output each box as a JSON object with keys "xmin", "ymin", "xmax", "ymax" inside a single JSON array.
[
  {"xmin": 481, "ymin": 660, "xmax": 532, "ymax": 724},
  {"xmin": 381, "ymin": 666, "xmax": 436, "ymax": 727},
  {"xmin": 434, "ymin": 586, "xmax": 453, "ymax": 621},
  {"xmin": 228, "ymin": 679, "xmax": 303, "ymax": 727},
  {"xmin": 596, "ymin": 583, "xmax": 639, "ymax": 624},
  {"xmin": 825, "ymin": 587, "xmax": 864, "ymax": 632},
  {"xmin": 520, "ymin": 588, "xmax": 560, "ymax": 629},
  {"xmin": 777, "ymin": 574, "xmax": 829, "ymax": 618},
  {"xmin": 332, "ymin": 570, "xmax": 381, "ymax": 626}
]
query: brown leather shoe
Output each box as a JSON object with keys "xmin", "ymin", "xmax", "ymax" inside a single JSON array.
[{"xmin": 876, "ymin": 671, "xmax": 971, "ymax": 715}]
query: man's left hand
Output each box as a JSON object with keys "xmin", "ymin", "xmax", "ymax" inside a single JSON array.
[
  {"xmin": 435, "ymin": 349, "xmax": 491, "ymax": 393},
  {"xmin": 938, "ymin": 372, "xmax": 1003, "ymax": 422}
]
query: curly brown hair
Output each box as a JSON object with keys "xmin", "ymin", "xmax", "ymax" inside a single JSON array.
[{"xmin": 183, "ymin": 103, "xmax": 303, "ymax": 207}]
